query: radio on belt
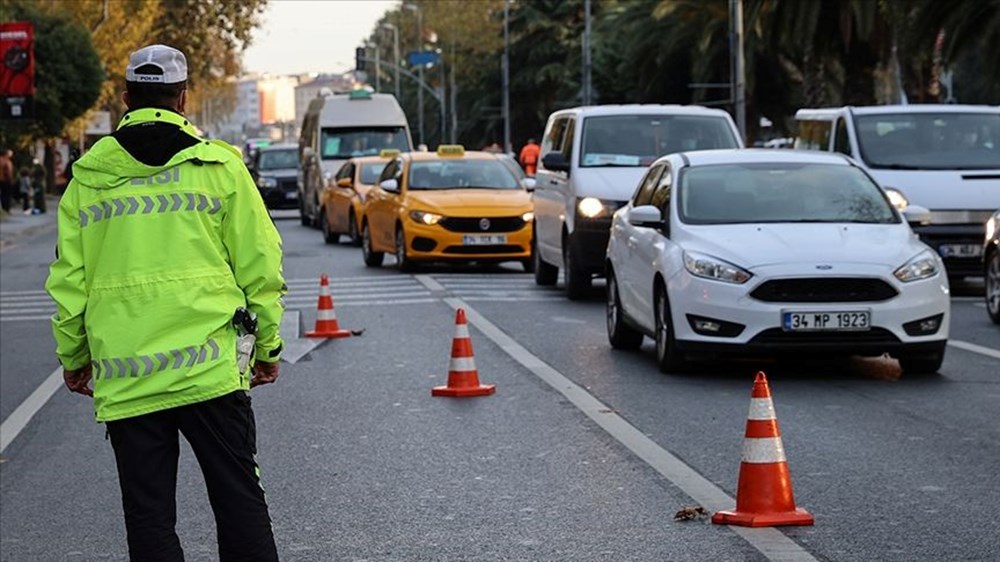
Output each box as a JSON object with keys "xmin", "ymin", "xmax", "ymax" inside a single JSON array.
[{"xmin": 232, "ymin": 307, "xmax": 257, "ymax": 373}]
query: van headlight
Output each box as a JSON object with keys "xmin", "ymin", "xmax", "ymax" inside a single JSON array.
[
  {"xmin": 577, "ymin": 197, "xmax": 619, "ymax": 219},
  {"xmin": 884, "ymin": 187, "xmax": 908, "ymax": 212},
  {"xmin": 986, "ymin": 211, "xmax": 999, "ymax": 241},
  {"xmin": 683, "ymin": 251, "xmax": 752, "ymax": 284},
  {"xmin": 894, "ymin": 250, "xmax": 939, "ymax": 282},
  {"xmin": 409, "ymin": 210, "xmax": 443, "ymax": 225}
]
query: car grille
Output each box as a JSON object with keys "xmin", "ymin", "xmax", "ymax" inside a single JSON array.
[
  {"xmin": 439, "ymin": 216, "xmax": 525, "ymax": 233},
  {"xmin": 278, "ymin": 178, "xmax": 297, "ymax": 192},
  {"xmin": 443, "ymin": 245, "xmax": 523, "ymax": 255},
  {"xmin": 749, "ymin": 327, "xmax": 900, "ymax": 345},
  {"xmin": 749, "ymin": 278, "xmax": 898, "ymax": 303}
]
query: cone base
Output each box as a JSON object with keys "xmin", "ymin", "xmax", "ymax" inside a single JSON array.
[
  {"xmin": 711, "ymin": 507, "xmax": 814, "ymax": 527},
  {"xmin": 431, "ymin": 384, "xmax": 496, "ymax": 397},
  {"xmin": 305, "ymin": 329, "xmax": 352, "ymax": 339}
]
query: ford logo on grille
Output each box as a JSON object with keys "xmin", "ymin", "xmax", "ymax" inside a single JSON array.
[
  {"xmin": 815, "ymin": 265, "xmax": 833, "ymax": 270},
  {"xmin": 479, "ymin": 218, "xmax": 491, "ymax": 231}
]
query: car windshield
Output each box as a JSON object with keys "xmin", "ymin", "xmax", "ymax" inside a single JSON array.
[
  {"xmin": 679, "ymin": 163, "xmax": 899, "ymax": 225},
  {"xmin": 580, "ymin": 115, "xmax": 739, "ymax": 168},
  {"xmin": 408, "ymin": 159, "xmax": 519, "ymax": 190},
  {"xmin": 854, "ymin": 112, "xmax": 1000, "ymax": 170},
  {"xmin": 320, "ymin": 127, "xmax": 409, "ymax": 159},
  {"xmin": 257, "ymin": 149, "xmax": 298, "ymax": 170},
  {"xmin": 359, "ymin": 163, "xmax": 387, "ymax": 184}
]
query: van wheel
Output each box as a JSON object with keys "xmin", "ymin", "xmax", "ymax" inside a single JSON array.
[
  {"xmin": 348, "ymin": 209, "xmax": 362, "ymax": 247},
  {"xmin": 320, "ymin": 208, "xmax": 338, "ymax": 244},
  {"xmin": 607, "ymin": 270, "xmax": 643, "ymax": 350},
  {"xmin": 362, "ymin": 223, "xmax": 384, "ymax": 267},
  {"xmin": 654, "ymin": 286, "xmax": 687, "ymax": 373},
  {"xmin": 563, "ymin": 234, "xmax": 592, "ymax": 300},
  {"xmin": 533, "ymin": 235, "xmax": 558, "ymax": 285}
]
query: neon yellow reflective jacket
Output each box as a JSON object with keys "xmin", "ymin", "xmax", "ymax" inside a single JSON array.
[{"xmin": 46, "ymin": 108, "xmax": 286, "ymax": 422}]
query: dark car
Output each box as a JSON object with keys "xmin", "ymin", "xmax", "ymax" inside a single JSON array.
[
  {"xmin": 985, "ymin": 210, "xmax": 1000, "ymax": 324},
  {"xmin": 253, "ymin": 143, "xmax": 300, "ymax": 209}
]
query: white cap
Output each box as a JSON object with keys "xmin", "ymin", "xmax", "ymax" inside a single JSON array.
[{"xmin": 125, "ymin": 44, "xmax": 187, "ymax": 84}]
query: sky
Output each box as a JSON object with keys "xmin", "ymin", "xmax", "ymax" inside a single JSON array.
[{"xmin": 243, "ymin": 0, "xmax": 400, "ymax": 76}]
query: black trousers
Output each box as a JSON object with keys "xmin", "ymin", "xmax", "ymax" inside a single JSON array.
[{"xmin": 107, "ymin": 391, "xmax": 278, "ymax": 562}]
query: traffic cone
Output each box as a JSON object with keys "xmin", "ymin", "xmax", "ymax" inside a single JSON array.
[
  {"xmin": 304, "ymin": 274, "xmax": 352, "ymax": 339},
  {"xmin": 432, "ymin": 308, "xmax": 495, "ymax": 397},
  {"xmin": 712, "ymin": 371, "xmax": 814, "ymax": 527}
]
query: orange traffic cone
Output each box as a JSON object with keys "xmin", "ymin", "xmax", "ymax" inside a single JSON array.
[
  {"xmin": 431, "ymin": 309, "xmax": 495, "ymax": 397},
  {"xmin": 305, "ymin": 274, "xmax": 352, "ymax": 339},
  {"xmin": 712, "ymin": 371, "xmax": 814, "ymax": 527}
]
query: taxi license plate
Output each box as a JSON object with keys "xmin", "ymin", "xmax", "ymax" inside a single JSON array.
[
  {"xmin": 463, "ymin": 234, "xmax": 507, "ymax": 245},
  {"xmin": 937, "ymin": 244, "xmax": 980, "ymax": 258},
  {"xmin": 782, "ymin": 310, "xmax": 870, "ymax": 332}
]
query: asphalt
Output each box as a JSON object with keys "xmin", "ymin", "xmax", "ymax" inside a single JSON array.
[{"xmin": 0, "ymin": 195, "xmax": 60, "ymax": 253}]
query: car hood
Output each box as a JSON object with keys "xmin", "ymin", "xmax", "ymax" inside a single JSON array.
[
  {"xmin": 866, "ymin": 169, "xmax": 1000, "ymax": 211},
  {"xmin": 406, "ymin": 189, "xmax": 532, "ymax": 215},
  {"xmin": 574, "ymin": 167, "xmax": 647, "ymax": 201},
  {"xmin": 675, "ymin": 223, "xmax": 926, "ymax": 270}
]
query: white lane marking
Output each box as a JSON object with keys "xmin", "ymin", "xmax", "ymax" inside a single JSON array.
[
  {"xmin": 0, "ymin": 290, "xmax": 49, "ymax": 297},
  {"xmin": 461, "ymin": 296, "xmax": 565, "ymax": 302},
  {"xmin": 284, "ymin": 291, "xmax": 432, "ymax": 303},
  {"xmin": 0, "ymin": 307, "xmax": 54, "ymax": 314},
  {"xmin": 948, "ymin": 340, "xmax": 1000, "ymax": 360},
  {"xmin": 0, "ymin": 297, "xmax": 54, "ymax": 305},
  {"xmin": 413, "ymin": 274, "xmax": 446, "ymax": 292},
  {"xmin": 290, "ymin": 298, "xmax": 437, "ymax": 308},
  {"xmin": 284, "ymin": 275, "xmax": 417, "ymax": 284},
  {"xmin": 422, "ymin": 293, "xmax": 818, "ymax": 562},
  {"xmin": 1, "ymin": 366, "xmax": 63, "ymax": 454},
  {"xmin": 286, "ymin": 285, "xmax": 424, "ymax": 295},
  {"xmin": 0, "ymin": 315, "xmax": 52, "ymax": 322}
]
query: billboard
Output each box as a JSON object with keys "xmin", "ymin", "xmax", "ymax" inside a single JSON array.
[{"xmin": 1, "ymin": 21, "xmax": 35, "ymax": 119}]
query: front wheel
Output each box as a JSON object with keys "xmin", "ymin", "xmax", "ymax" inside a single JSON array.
[
  {"xmin": 395, "ymin": 227, "xmax": 414, "ymax": 272},
  {"xmin": 320, "ymin": 208, "xmax": 338, "ymax": 244},
  {"xmin": 607, "ymin": 270, "xmax": 643, "ymax": 350},
  {"xmin": 362, "ymin": 222, "xmax": 384, "ymax": 267},
  {"xmin": 654, "ymin": 286, "xmax": 687, "ymax": 373},
  {"xmin": 986, "ymin": 250, "xmax": 999, "ymax": 324},
  {"xmin": 534, "ymin": 236, "xmax": 558, "ymax": 286},
  {"xmin": 348, "ymin": 209, "xmax": 362, "ymax": 247}
]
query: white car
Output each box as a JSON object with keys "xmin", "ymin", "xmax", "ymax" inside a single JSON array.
[{"xmin": 605, "ymin": 149, "xmax": 951, "ymax": 374}]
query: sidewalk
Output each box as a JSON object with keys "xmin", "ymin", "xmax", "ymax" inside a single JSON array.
[{"xmin": 0, "ymin": 195, "xmax": 60, "ymax": 251}]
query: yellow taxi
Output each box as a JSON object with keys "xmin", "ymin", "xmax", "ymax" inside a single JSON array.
[
  {"xmin": 320, "ymin": 150, "xmax": 399, "ymax": 245},
  {"xmin": 360, "ymin": 145, "xmax": 534, "ymax": 271}
]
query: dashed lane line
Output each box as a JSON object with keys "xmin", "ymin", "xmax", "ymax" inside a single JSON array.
[
  {"xmin": 1, "ymin": 366, "xmax": 62, "ymax": 454},
  {"xmin": 948, "ymin": 340, "xmax": 1000, "ymax": 360}
]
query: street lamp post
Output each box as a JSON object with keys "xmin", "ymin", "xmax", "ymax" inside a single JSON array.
[
  {"xmin": 380, "ymin": 23, "xmax": 400, "ymax": 100},
  {"xmin": 502, "ymin": 0, "xmax": 511, "ymax": 154},
  {"xmin": 404, "ymin": 3, "xmax": 424, "ymax": 147}
]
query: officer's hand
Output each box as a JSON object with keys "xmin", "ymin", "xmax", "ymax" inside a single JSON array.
[
  {"xmin": 64, "ymin": 364, "xmax": 93, "ymax": 397},
  {"xmin": 251, "ymin": 360, "xmax": 280, "ymax": 388}
]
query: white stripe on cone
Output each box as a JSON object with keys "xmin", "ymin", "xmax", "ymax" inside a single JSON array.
[
  {"xmin": 319, "ymin": 284, "xmax": 331, "ymax": 296},
  {"xmin": 741, "ymin": 437, "xmax": 787, "ymax": 464},
  {"xmin": 449, "ymin": 356, "xmax": 477, "ymax": 372},
  {"xmin": 318, "ymin": 308, "xmax": 337, "ymax": 320},
  {"xmin": 747, "ymin": 397, "xmax": 777, "ymax": 420},
  {"xmin": 453, "ymin": 323, "xmax": 470, "ymax": 338}
]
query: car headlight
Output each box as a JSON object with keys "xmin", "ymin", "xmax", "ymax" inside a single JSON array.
[
  {"xmin": 522, "ymin": 211, "xmax": 534, "ymax": 223},
  {"xmin": 683, "ymin": 251, "xmax": 752, "ymax": 284},
  {"xmin": 258, "ymin": 177, "xmax": 278, "ymax": 188},
  {"xmin": 409, "ymin": 210, "xmax": 443, "ymax": 225},
  {"xmin": 577, "ymin": 197, "xmax": 619, "ymax": 219},
  {"xmin": 986, "ymin": 211, "xmax": 999, "ymax": 242},
  {"xmin": 894, "ymin": 250, "xmax": 939, "ymax": 282},
  {"xmin": 884, "ymin": 187, "xmax": 908, "ymax": 212}
]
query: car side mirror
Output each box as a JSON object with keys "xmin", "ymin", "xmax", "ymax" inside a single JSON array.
[
  {"xmin": 521, "ymin": 177, "xmax": 536, "ymax": 191},
  {"xmin": 542, "ymin": 152, "xmax": 570, "ymax": 173},
  {"xmin": 337, "ymin": 177, "xmax": 352, "ymax": 188},
  {"xmin": 628, "ymin": 205, "xmax": 665, "ymax": 229},
  {"xmin": 902, "ymin": 204, "xmax": 931, "ymax": 225},
  {"xmin": 379, "ymin": 178, "xmax": 399, "ymax": 193}
]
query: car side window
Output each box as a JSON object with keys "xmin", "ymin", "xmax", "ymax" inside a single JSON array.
[
  {"xmin": 632, "ymin": 163, "xmax": 664, "ymax": 207},
  {"xmin": 336, "ymin": 162, "xmax": 354, "ymax": 181},
  {"xmin": 650, "ymin": 163, "xmax": 673, "ymax": 213},
  {"xmin": 834, "ymin": 118, "xmax": 851, "ymax": 156},
  {"xmin": 378, "ymin": 159, "xmax": 398, "ymax": 184}
]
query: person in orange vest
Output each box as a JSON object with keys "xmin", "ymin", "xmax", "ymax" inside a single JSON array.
[{"xmin": 519, "ymin": 138, "xmax": 540, "ymax": 176}]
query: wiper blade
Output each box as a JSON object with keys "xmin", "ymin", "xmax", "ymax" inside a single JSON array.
[{"xmin": 584, "ymin": 163, "xmax": 641, "ymax": 168}]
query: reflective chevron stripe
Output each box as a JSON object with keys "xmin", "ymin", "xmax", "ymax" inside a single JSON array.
[
  {"xmin": 93, "ymin": 338, "xmax": 224, "ymax": 380},
  {"xmin": 78, "ymin": 193, "xmax": 223, "ymax": 228}
]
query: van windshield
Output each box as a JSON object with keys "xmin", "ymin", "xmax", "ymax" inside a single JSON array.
[
  {"xmin": 580, "ymin": 115, "xmax": 739, "ymax": 168},
  {"xmin": 321, "ymin": 127, "xmax": 409, "ymax": 159},
  {"xmin": 854, "ymin": 112, "xmax": 1000, "ymax": 170}
]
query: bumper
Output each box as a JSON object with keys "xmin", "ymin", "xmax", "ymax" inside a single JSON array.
[
  {"xmin": 667, "ymin": 269, "xmax": 950, "ymax": 357},
  {"xmin": 404, "ymin": 220, "xmax": 532, "ymax": 262},
  {"xmin": 571, "ymin": 218, "xmax": 613, "ymax": 273},
  {"xmin": 259, "ymin": 184, "xmax": 299, "ymax": 209},
  {"xmin": 913, "ymin": 223, "xmax": 986, "ymax": 278}
]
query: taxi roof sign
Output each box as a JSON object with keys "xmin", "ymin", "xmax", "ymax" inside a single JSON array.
[
  {"xmin": 349, "ymin": 89, "xmax": 373, "ymax": 100},
  {"xmin": 379, "ymin": 149, "xmax": 401, "ymax": 158},
  {"xmin": 437, "ymin": 144, "xmax": 465, "ymax": 157}
]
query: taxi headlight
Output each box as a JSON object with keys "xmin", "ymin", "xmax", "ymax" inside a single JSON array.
[
  {"xmin": 522, "ymin": 211, "xmax": 534, "ymax": 223},
  {"xmin": 258, "ymin": 177, "xmax": 278, "ymax": 189},
  {"xmin": 409, "ymin": 210, "xmax": 443, "ymax": 225},
  {"xmin": 683, "ymin": 251, "xmax": 752, "ymax": 284},
  {"xmin": 894, "ymin": 250, "xmax": 939, "ymax": 282},
  {"xmin": 884, "ymin": 187, "xmax": 908, "ymax": 212},
  {"xmin": 577, "ymin": 197, "xmax": 618, "ymax": 219}
]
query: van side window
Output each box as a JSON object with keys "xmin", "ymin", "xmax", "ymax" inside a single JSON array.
[
  {"xmin": 632, "ymin": 163, "xmax": 664, "ymax": 207},
  {"xmin": 542, "ymin": 117, "xmax": 568, "ymax": 158},
  {"xmin": 794, "ymin": 120, "xmax": 833, "ymax": 151},
  {"xmin": 561, "ymin": 118, "xmax": 576, "ymax": 161},
  {"xmin": 834, "ymin": 118, "xmax": 851, "ymax": 155}
]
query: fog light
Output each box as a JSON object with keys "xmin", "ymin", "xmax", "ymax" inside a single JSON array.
[
  {"xmin": 902, "ymin": 314, "xmax": 944, "ymax": 336},
  {"xmin": 686, "ymin": 315, "xmax": 745, "ymax": 337},
  {"xmin": 695, "ymin": 319, "xmax": 721, "ymax": 332}
]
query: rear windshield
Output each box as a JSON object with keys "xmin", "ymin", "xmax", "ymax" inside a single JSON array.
[
  {"xmin": 408, "ymin": 159, "xmax": 519, "ymax": 190},
  {"xmin": 321, "ymin": 127, "xmax": 409, "ymax": 159},
  {"xmin": 679, "ymin": 163, "xmax": 899, "ymax": 225},
  {"xmin": 854, "ymin": 112, "xmax": 1000, "ymax": 170},
  {"xmin": 257, "ymin": 149, "xmax": 298, "ymax": 170},
  {"xmin": 580, "ymin": 115, "xmax": 739, "ymax": 167},
  {"xmin": 359, "ymin": 163, "xmax": 387, "ymax": 184}
]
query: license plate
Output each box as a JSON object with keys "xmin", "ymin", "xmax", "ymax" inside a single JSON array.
[
  {"xmin": 937, "ymin": 244, "xmax": 980, "ymax": 258},
  {"xmin": 285, "ymin": 191, "xmax": 298, "ymax": 200},
  {"xmin": 462, "ymin": 234, "xmax": 507, "ymax": 245},
  {"xmin": 782, "ymin": 310, "xmax": 870, "ymax": 332}
]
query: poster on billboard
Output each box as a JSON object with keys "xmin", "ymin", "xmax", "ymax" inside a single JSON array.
[{"xmin": 1, "ymin": 21, "xmax": 35, "ymax": 119}]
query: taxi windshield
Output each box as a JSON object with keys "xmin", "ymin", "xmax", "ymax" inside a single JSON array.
[
  {"xmin": 580, "ymin": 115, "xmax": 739, "ymax": 167},
  {"xmin": 679, "ymin": 163, "xmax": 899, "ymax": 225},
  {"xmin": 408, "ymin": 159, "xmax": 519, "ymax": 190},
  {"xmin": 359, "ymin": 163, "xmax": 387, "ymax": 184}
]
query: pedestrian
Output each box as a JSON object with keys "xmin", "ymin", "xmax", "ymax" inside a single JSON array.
[
  {"xmin": 45, "ymin": 44, "xmax": 285, "ymax": 562},
  {"xmin": 519, "ymin": 138, "xmax": 540, "ymax": 176},
  {"xmin": 30, "ymin": 158, "xmax": 46, "ymax": 214},
  {"xmin": 17, "ymin": 166, "xmax": 31, "ymax": 213},
  {"xmin": 0, "ymin": 148, "xmax": 13, "ymax": 213}
]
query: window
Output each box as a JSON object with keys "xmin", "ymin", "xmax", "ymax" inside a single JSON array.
[
  {"xmin": 580, "ymin": 114, "xmax": 739, "ymax": 168},
  {"xmin": 359, "ymin": 163, "xmax": 388, "ymax": 185},
  {"xmin": 650, "ymin": 164, "xmax": 673, "ymax": 212},
  {"xmin": 833, "ymin": 119, "xmax": 851, "ymax": 155},
  {"xmin": 561, "ymin": 118, "xmax": 576, "ymax": 160},
  {"xmin": 335, "ymin": 162, "xmax": 353, "ymax": 181},
  {"xmin": 378, "ymin": 158, "xmax": 401, "ymax": 184},
  {"xmin": 854, "ymin": 112, "xmax": 1000, "ymax": 170},
  {"xmin": 793, "ymin": 120, "xmax": 833, "ymax": 151},
  {"xmin": 407, "ymin": 159, "xmax": 519, "ymax": 190},
  {"xmin": 541, "ymin": 117, "xmax": 569, "ymax": 159},
  {"xmin": 320, "ymin": 127, "xmax": 409, "ymax": 159},
  {"xmin": 632, "ymin": 164, "xmax": 664, "ymax": 207},
  {"xmin": 257, "ymin": 149, "xmax": 298, "ymax": 170}
]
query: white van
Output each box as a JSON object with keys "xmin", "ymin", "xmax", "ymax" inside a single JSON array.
[
  {"xmin": 794, "ymin": 105, "xmax": 1000, "ymax": 280},
  {"xmin": 298, "ymin": 90, "xmax": 413, "ymax": 227},
  {"xmin": 532, "ymin": 105, "xmax": 743, "ymax": 299}
]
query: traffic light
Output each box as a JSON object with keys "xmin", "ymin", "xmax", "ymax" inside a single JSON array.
[{"xmin": 355, "ymin": 47, "xmax": 366, "ymax": 71}]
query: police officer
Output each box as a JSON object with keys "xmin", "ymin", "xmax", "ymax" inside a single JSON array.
[{"xmin": 46, "ymin": 44, "xmax": 285, "ymax": 561}]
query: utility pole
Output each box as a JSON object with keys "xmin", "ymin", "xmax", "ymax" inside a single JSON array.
[
  {"xmin": 450, "ymin": 43, "xmax": 458, "ymax": 143},
  {"xmin": 583, "ymin": 0, "xmax": 592, "ymax": 105},
  {"xmin": 381, "ymin": 23, "xmax": 401, "ymax": 100},
  {"xmin": 374, "ymin": 44, "xmax": 381, "ymax": 93},
  {"xmin": 502, "ymin": 0, "xmax": 511, "ymax": 154},
  {"xmin": 729, "ymin": 0, "xmax": 746, "ymax": 141},
  {"xmin": 439, "ymin": 55, "xmax": 446, "ymax": 146}
]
